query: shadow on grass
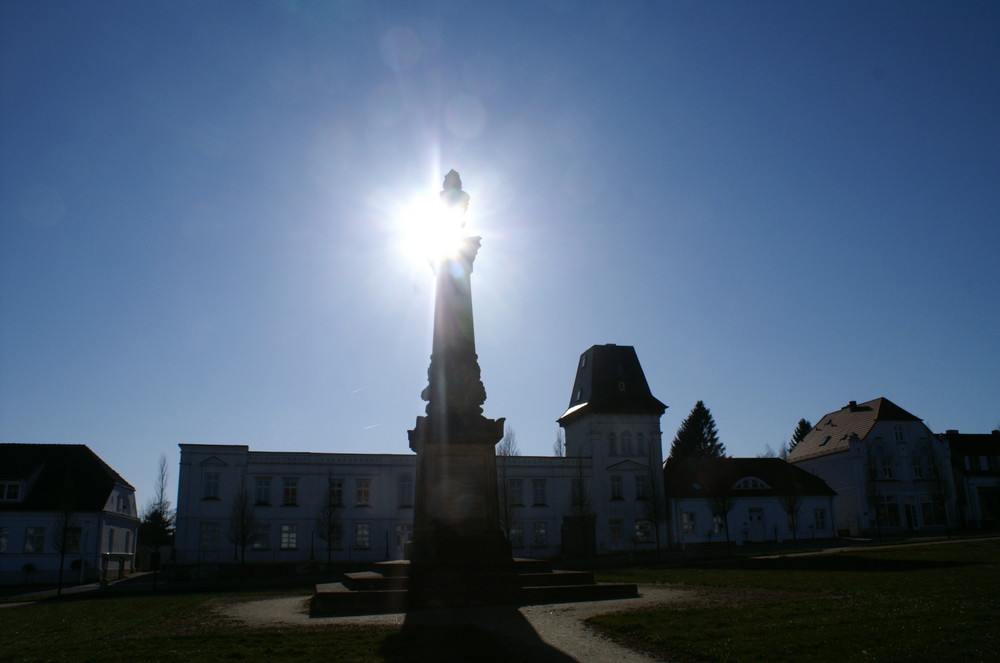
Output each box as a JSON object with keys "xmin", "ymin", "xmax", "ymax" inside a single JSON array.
[{"xmin": 380, "ymin": 605, "xmax": 576, "ymax": 663}]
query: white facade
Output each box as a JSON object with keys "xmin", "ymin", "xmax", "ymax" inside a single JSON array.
[{"xmin": 667, "ymin": 494, "xmax": 836, "ymax": 547}]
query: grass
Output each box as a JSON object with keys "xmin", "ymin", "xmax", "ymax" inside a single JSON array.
[
  {"xmin": 0, "ymin": 589, "xmax": 525, "ymax": 663},
  {"xmin": 2, "ymin": 540, "xmax": 996, "ymax": 662},
  {"xmin": 590, "ymin": 538, "xmax": 1000, "ymax": 663}
]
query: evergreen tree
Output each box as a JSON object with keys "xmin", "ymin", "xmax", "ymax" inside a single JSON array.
[
  {"xmin": 788, "ymin": 418, "xmax": 812, "ymax": 455},
  {"xmin": 669, "ymin": 401, "xmax": 726, "ymax": 458}
]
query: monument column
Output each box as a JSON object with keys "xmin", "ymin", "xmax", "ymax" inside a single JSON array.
[{"xmin": 407, "ymin": 171, "xmax": 512, "ymax": 606}]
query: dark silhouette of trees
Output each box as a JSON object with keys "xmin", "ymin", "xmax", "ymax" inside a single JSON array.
[
  {"xmin": 552, "ymin": 429, "xmax": 565, "ymax": 457},
  {"xmin": 51, "ymin": 470, "xmax": 79, "ymax": 596},
  {"xmin": 496, "ymin": 426, "xmax": 521, "ymax": 544},
  {"xmin": 709, "ymin": 489, "xmax": 737, "ymax": 555},
  {"xmin": 315, "ymin": 471, "xmax": 344, "ymax": 566},
  {"xmin": 669, "ymin": 401, "xmax": 726, "ymax": 459},
  {"xmin": 139, "ymin": 455, "xmax": 174, "ymax": 551},
  {"xmin": 227, "ymin": 483, "xmax": 257, "ymax": 574},
  {"xmin": 789, "ymin": 418, "xmax": 812, "ymax": 455}
]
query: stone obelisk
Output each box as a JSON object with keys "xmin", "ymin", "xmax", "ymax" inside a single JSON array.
[{"xmin": 407, "ymin": 170, "xmax": 513, "ymax": 606}]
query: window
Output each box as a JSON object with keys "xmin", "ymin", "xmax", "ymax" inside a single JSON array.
[
  {"xmin": 635, "ymin": 475, "xmax": 651, "ymax": 500},
  {"xmin": 876, "ymin": 496, "xmax": 901, "ymax": 527},
  {"xmin": 398, "ymin": 475, "xmax": 413, "ymax": 507},
  {"xmin": 921, "ymin": 501, "xmax": 946, "ymax": 526},
  {"xmin": 0, "ymin": 482, "xmax": 22, "ymax": 501},
  {"xmin": 893, "ymin": 425, "xmax": 905, "ymax": 442},
  {"xmin": 734, "ymin": 477, "xmax": 769, "ymax": 490},
  {"xmin": 252, "ymin": 524, "xmax": 270, "ymax": 550},
  {"xmin": 356, "ymin": 478, "xmax": 372, "ymax": 506},
  {"xmin": 282, "ymin": 478, "xmax": 299, "ymax": 506},
  {"xmin": 202, "ymin": 472, "xmax": 220, "ymax": 500},
  {"xmin": 108, "ymin": 529, "xmax": 115, "ymax": 552},
  {"xmin": 280, "ymin": 524, "xmax": 298, "ymax": 550},
  {"xmin": 24, "ymin": 527, "xmax": 45, "ymax": 554},
  {"xmin": 64, "ymin": 527, "xmax": 82, "ymax": 553},
  {"xmin": 508, "ymin": 478, "xmax": 524, "ymax": 506},
  {"xmin": 608, "ymin": 432, "xmax": 618, "ymax": 456},
  {"xmin": 532, "ymin": 479, "xmax": 547, "ymax": 505},
  {"xmin": 580, "ymin": 355, "xmax": 586, "ymax": 368},
  {"xmin": 618, "ymin": 381, "xmax": 626, "ymax": 392},
  {"xmin": 509, "ymin": 522, "xmax": 524, "ymax": 548},
  {"xmin": 125, "ymin": 531, "xmax": 131, "ymax": 552},
  {"xmin": 713, "ymin": 515, "xmax": 725, "ymax": 534},
  {"xmin": 912, "ymin": 456, "xmax": 925, "ymax": 479},
  {"xmin": 199, "ymin": 522, "xmax": 220, "ymax": 552},
  {"xmin": 814, "ymin": 509, "xmax": 827, "ymax": 530},
  {"xmin": 330, "ymin": 479, "xmax": 344, "ymax": 507},
  {"xmin": 574, "ymin": 388, "xmax": 582, "ymax": 402},
  {"xmin": 634, "ymin": 519, "xmax": 653, "ymax": 543},
  {"xmin": 610, "ymin": 475, "xmax": 623, "ymax": 500},
  {"xmin": 532, "ymin": 521, "xmax": 547, "ymax": 547},
  {"xmin": 355, "ymin": 523, "xmax": 371, "ymax": 549},
  {"xmin": 682, "ymin": 512, "xmax": 696, "ymax": 534},
  {"xmin": 636, "ymin": 433, "xmax": 647, "ymax": 456},
  {"xmin": 0, "ymin": 527, "xmax": 7, "ymax": 553},
  {"xmin": 621, "ymin": 431, "xmax": 633, "ymax": 455},
  {"xmin": 254, "ymin": 477, "xmax": 271, "ymax": 505},
  {"xmin": 609, "ymin": 519, "xmax": 624, "ymax": 548},
  {"xmin": 881, "ymin": 457, "xmax": 895, "ymax": 479}
]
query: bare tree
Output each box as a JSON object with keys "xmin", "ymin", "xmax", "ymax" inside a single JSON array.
[
  {"xmin": 758, "ymin": 443, "xmax": 789, "ymax": 460},
  {"xmin": 552, "ymin": 429, "xmax": 565, "ymax": 457},
  {"xmin": 927, "ymin": 446, "xmax": 952, "ymax": 537},
  {"xmin": 227, "ymin": 483, "xmax": 257, "ymax": 574},
  {"xmin": 315, "ymin": 471, "xmax": 344, "ymax": 566},
  {"xmin": 709, "ymin": 490, "xmax": 737, "ymax": 555},
  {"xmin": 496, "ymin": 426, "xmax": 521, "ymax": 543},
  {"xmin": 51, "ymin": 470, "xmax": 79, "ymax": 596},
  {"xmin": 778, "ymin": 488, "xmax": 804, "ymax": 546},
  {"xmin": 566, "ymin": 457, "xmax": 594, "ymax": 560},
  {"xmin": 140, "ymin": 455, "xmax": 174, "ymax": 553}
]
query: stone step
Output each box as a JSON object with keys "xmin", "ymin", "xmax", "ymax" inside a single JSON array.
[
  {"xmin": 516, "ymin": 570, "xmax": 594, "ymax": 587},
  {"xmin": 512, "ymin": 558, "xmax": 553, "ymax": 574},
  {"xmin": 519, "ymin": 582, "xmax": 639, "ymax": 604},
  {"xmin": 310, "ymin": 582, "xmax": 409, "ymax": 617},
  {"xmin": 343, "ymin": 571, "xmax": 408, "ymax": 591}
]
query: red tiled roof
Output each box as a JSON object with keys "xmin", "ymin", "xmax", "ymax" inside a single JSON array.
[{"xmin": 663, "ymin": 457, "xmax": 835, "ymax": 497}]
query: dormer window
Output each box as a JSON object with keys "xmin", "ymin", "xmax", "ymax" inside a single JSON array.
[
  {"xmin": 734, "ymin": 477, "xmax": 770, "ymax": 490},
  {"xmin": 0, "ymin": 482, "xmax": 22, "ymax": 502},
  {"xmin": 618, "ymin": 381, "xmax": 625, "ymax": 392},
  {"xmin": 819, "ymin": 436, "xmax": 832, "ymax": 446},
  {"xmin": 580, "ymin": 355, "xmax": 586, "ymax": 368}
]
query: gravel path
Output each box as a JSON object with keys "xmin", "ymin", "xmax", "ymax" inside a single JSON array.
[{"xmin": 221, "ymin": 585, "xmax": 691, "ymax": 662}]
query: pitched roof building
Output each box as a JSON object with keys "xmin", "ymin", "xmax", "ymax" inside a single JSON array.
[{"xmin": 937, "ymin": 429, "xmax": 1000, "ymax": 529}]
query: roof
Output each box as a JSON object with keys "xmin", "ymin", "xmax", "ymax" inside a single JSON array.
[
  {"xmin": 0, "ymin": 444, "xmax": 133, "ymax": 512},
  {"xmin": 938, "ymin": 430, "xmax": 1000, "ymax": 456},
  {"xmin": 663, "ymin": 456, "xmax": 836, "ymax": 498},
  {"xmin": 788, "ymin": 397, "xmax": 923, "ymax": 462},
  {"xmin": 557, "ymin": 344, "xmax": 666, "ymax": 425}
]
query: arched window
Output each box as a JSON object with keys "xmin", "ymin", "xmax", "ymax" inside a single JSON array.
[
  {"xmin": 621, "ymin": 431, "xmax": 633, "ymax": 456},
  {"xmin": 636, "ymin": 433, "xmax": 647, "ymax": 456},
  {"xmin": 608, "ymin": 433, "xmax": 618, "ymax": 457}
]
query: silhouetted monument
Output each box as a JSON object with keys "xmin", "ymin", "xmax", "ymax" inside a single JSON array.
[{"xmin": 406, "ymin": 170, "xmax": 513, "ymax": 605}]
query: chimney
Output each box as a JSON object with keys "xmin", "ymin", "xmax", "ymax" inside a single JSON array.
[
  {"xmin": 848, "ymin": 400, "xmax": 857, "ymax": 411},
  {"xmin": 946, "ymin": 429, "xmax": 959, "ymax": 435}
]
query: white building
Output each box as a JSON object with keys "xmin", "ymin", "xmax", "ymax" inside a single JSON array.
[
  {"xmin": 173, "ymin": 344, "xmax": 670, "ymax": 566},
  {"xmin": 939, "ymin": 429, "xmax": 1000, "ymax": 529},
  {"xmin": 0, "ymin": 444, "xmax": 139, "ymax": 585},
  {"xmin": 789, "ymin": 398, "xmax": 956, "ymax": 536},
  {"xmin": 663, "ymin": 457, "xmax": 838, "ymax": 547}
]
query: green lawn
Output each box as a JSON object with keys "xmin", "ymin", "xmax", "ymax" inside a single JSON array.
[{"xmin": 591, "ymin": 539, "xmax": 1000, "ymax": 663}]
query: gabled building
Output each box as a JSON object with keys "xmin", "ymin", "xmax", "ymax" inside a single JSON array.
[
  {"xmin": 788, "ymin": 398, "xmax": 955, "ymax": 536},
  {"xmin": 663, "ymin": 457, "xmax": 837, "ymax": 547},
  {"xmin": 938, "ymin": 429, "xmax": 1000, "ymax": 529},
  {"xmin": 0, "ymin": 444, "xmax": 139, "ymax": 585}
]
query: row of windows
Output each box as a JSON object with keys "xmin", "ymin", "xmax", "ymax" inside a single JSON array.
[
  {"xmin": 504, "ymin": 478, "xmax": 549, "ymax": 506},
  {"xmin": 607, "ymin": 432, "xmax": 653, "ymax": 457},
  {"xmin": 198, "ymin": 521, "xmax": 376, "ymax": 552},
  {"xmin": 203, "ymin": 474, "xmax": 415, "ymax": 509},
  {"xmin": 0, "ymin": 526, "xmax": 129, "ymax": 553},
  {"xmin": 610, "ymin": 474, "xmax": 651, "ymax": 500},
  {"xmin": 608, "ymin": 518, "xmax": 655, "ymax": 546},
  {"xmin": 681, "ymin": 509, "xmax": 829, "ymax": 535}
]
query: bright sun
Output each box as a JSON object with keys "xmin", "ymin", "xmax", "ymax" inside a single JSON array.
[{"xmin": 396, "ymin": 194, "xmax": 468, "ymax": 267}]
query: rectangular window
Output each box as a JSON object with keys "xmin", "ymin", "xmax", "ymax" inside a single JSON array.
[
  {"xmin": 532, "ymin": 521, "xmax": 547, "ymax": 547},
  {"xmin": 508, "ymin": 479, "xmax": 524, "ymax": 506},
  {"xmin": 0, "ymin": 482, "xmax": 22, "ymax": 501},
  {"xmin": 713, "ymin": 515, "xmax": 724, "ymax": 534},
  {"xmin": 282, "ymin": 478, "xmax": 298, "ymax": 506},
  {"xmin": 108, "ymin": 529, "xmax": 115, "ymax": 552},
  {"xmin": 356, "ymin": 478, "xmax": 372, "ymax": 506},
  {"xmin": 635, "ymin": 475, "xmax": 651, "ymax": 500},
  {"xmin": 0, "ymin": 527, "xmax": 7, "ymax": 552},
  {"xmin": 682, "ymin": 512, "xmax": 696, "ymax": 534},
  {"xmin": 814, "ymin": 509, "xmax": 827, "ymax": 530},
  {"xmin": 893, "ymin": 425, "xmax": 905, "ymax": 442},
  {"xmin": 609, "ymin": 519, "xmax": 624, "ymax": 548},
  {"xmin": 24, "ymin": 527, "xmax": 45, "ymax": 554},
  {"xmin": 509, "ymin": 522, "xmax": 524, "ymax": 548},
  {"xmin": 355, "ymin": 523, "xmax": 371, "ymax": 549},
  {"xmin": 199, "ymin": 522, "xmax": 219, "ymax": 552},
  {"xmin": 203, "ymin": 472, "xmax": 220, "ymax": 500},
  {"xmin": 280, "ymin": 524, "xmax": 298, "ymax": 550},
  {"xmin": 252, "ymin": 523, "xmax": 270, "ymax": 550},
  {"xmin": 912, "ymin": 459, "xmax": 925, "ymax": 479},
  {"xmin": 532, "ymin": 479, "xmax": 547, "ymax": 505},
  {"xmin": 330, "ymin": 479, "xmax": 344, "ymax": 507},
  {"xmin": 920, "ymin": 502, "xmax": 946, "ymax": 526},
  {"xmin": 634, "ymin": 519, "xmax": 653, "ymax": 543},
  {"xmin": 881, "ymin": 458, "xmax": 894, "ymax": 479},
  {"xmin": 65, "ymin": 527, "xmax": 82, "ymax": 553},
  {"xmin": 398, "ymin": 475, "xmax": 413, "ymax": 507},
  {"xmin": 876, "ymin": 496, "xmax": 901, "ymax": 527},
  {"xmin": 254, "ymin": 477, "xmax": 271, "ymax": 505},
  {"xmin": 610, "ymin": 475, "xmax": 623, "ymax": 500}
]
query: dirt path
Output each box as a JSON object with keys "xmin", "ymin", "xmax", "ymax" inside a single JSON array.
[{"xmin": 221, "ymin": 585, "xmax": 693, "ymax": 662}]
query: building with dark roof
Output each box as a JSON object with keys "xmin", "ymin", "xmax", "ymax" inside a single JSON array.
[
  {"xmin": 0, "ymin": 444, "xmax": 138, "ymax": 585},
  {"xmin": 789, "ymin": 398, "xmax": 955, "ymax": 536},
  {"xmin": 938, "ymin": 429, "xmax": 1000, "ymax": 529},
  {"xmin": 663, "ymin": 457, "xmax": 837, "ymax": 546}
]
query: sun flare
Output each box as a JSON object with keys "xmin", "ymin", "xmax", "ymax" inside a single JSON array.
[{"xmin": 396, "ymin": 194, "xmax": 468, "ymax": 267}]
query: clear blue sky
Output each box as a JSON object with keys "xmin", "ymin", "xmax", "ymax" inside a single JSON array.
[{"xmin": 2, "ymin": 1, "xmax": 998, "ymax": 508}]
